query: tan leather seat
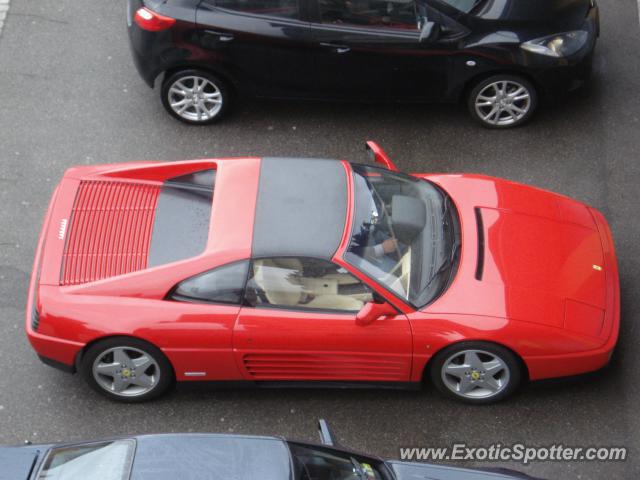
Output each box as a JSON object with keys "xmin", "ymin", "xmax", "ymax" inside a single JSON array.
[
  {"xmin": 254, "ymin": 258, "xmax": 365, "ymax": 311},
  {"xmin": 306, "ymin": 294, "xmax": 364, "ymax": 311},
  {"xmin": 253, "ymin": 258, "xmax": 304, "ymax": 306}
]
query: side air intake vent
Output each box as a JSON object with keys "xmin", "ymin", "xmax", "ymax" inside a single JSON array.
[
  {"xmin": 243, "ymin": 353, "xmax": 409, "ymax": 381},
  {"xmin": 31, "ymin": 305, "xmax": 40, "ymax": 331},
  {"xmin": 61, "ymin": 181, "xmax": 160, "ymax": 285}
]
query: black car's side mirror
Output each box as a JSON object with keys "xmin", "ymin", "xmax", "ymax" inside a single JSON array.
[
  {"xmin": 419, "ymin": 20, "xmax": 439, "ymax": 42},
  {"xmin": 318, "ymin": 419, "xmax": 337, "ymax": 446},
  {"xmin": 356, "ymin": 301, "xmax": 397, "ymax": 326}
]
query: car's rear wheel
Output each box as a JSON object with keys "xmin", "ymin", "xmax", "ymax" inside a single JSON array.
[
  {"xmin": 429, "ymin": 341, "xmax": 522, "ymax": 404},
  {"xmin": 80, "ymin": 337, "xmax": 174, "ymax": 402},
  {"xmin": 161, "ymin": 69, "xmax": 230, "ymax": 125},
  {"xmin": 468, "ymin": 75, "xmax": 538, "ymax": 128}
]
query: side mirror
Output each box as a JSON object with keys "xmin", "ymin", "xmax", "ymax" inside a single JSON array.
[
  {"xmin": 366, "ymin": 141, "xmax": 399, "ymax": 171},
  {"xmin": 318, "ymin": 419, "xmax": 337, "ymax": 446},
  {"xmin": 356, "ymin": 301, "xmax": 397, "ymax": 326},
  {"xmin": 419, "ymin": 20, "xmax": 437, "ymax": 42}
]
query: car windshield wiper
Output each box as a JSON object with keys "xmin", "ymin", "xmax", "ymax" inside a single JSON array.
[{"xmin": 415, "ymin": 238, "xmax": 460, "ymax": 301}]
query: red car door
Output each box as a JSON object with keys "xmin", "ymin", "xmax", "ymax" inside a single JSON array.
[{"xmin": 233, "ymin": 257, "xmax": 413, "ymax": 382}]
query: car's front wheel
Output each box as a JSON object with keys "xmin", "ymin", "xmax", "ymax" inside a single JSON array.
[
  {"xmin": 429, "ymin": 341, "xmax": 522, "ymax": 404},
  {"xmin": 468, "ymin": 75, "xmax": 538, "ymax": 128},
  {"xmin": 161, "ymin": 69, "xmax": 230, "ymax": 125},
  {"xmin": 80, "ymin": 337, "xmax": 174, "ymax": 402}
]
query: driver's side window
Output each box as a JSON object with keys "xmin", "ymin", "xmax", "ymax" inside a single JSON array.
[
  {"xmin": 244, "ymin": 257, "xmax": 374, "ymax": 312},
  {"xmin": 319, "ymin": 0, "xmax": 418, "ymax": 30}
]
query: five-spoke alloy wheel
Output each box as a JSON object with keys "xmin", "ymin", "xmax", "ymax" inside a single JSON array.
[
  {"xmin": 468, "ymin": 75, "xmax": 538, "ymax": 129},
  {"xmin": 81, "ymin": 337, "xmax": 173, "ymax": 402},
  {"xmin": 161, "ymin": 69, "xmax": 230, "ymax": 125},
  {"xmin": 430, "ymin": 342, "xmax": 522, "ymax": 404}
]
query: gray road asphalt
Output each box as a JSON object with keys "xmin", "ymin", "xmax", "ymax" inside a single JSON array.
[{"xmin": 1, "ymin": 1, "xmax": 639, "ymax": 478}]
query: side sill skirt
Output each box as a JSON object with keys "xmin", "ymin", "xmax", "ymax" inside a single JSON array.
[{"xmin": 176, "ymin": 380, "xmax": 421, "ymax": 391}]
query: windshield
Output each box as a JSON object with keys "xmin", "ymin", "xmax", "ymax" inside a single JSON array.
[
  {"xmin": 345, "ymin": 165, "xmax": 460, "ymax": 308},
  {"xmin": 36, "ymin": 440, "xmax": 135, "ymax": 480},
  {"xmin": 289, "ymin": 443, "xmax": 382, "ymax": 480}
]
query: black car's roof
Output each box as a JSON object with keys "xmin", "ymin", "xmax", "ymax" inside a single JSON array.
[
  {"xmin": 0, "ymin": 447, "xmax": 40, "ymax": 480},
  {"xmin": 131, "ymin": 434, "xmax": 291, "ymax": 480},
  {"xmin": 252, "ymin": 158, "xmax": 348, "ymax": 260}
]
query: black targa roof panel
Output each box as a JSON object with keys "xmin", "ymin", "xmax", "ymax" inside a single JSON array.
[{"xmin": 252, "ymin": 158, "xmax": 347, "ymax": 259}]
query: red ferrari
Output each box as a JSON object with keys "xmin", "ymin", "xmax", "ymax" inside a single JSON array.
[{"xmin": 25, "ymin": 142, "xmax": 619, "ymax": 404}]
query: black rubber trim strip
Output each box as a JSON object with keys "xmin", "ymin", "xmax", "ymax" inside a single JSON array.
[
  {"xmin": 38, "ymin": 355, "xmax": 75, "ymax": 373},
  {"xmin": 176, "ymin": 380, "xmax": 421, "ymax": 391},
  {"xmin": 474, "ymin": 207, "xmax": 485, "ymax": 281}
]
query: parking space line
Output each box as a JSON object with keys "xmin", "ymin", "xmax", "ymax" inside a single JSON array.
[{"xmin": 0, "ymin": 0, "xmax": 9, "ymax": 37}]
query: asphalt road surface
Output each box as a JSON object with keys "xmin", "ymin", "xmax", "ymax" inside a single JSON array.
[{"xmin": 1, "ymin": 1, "xmax": 639, "ymax": 478}]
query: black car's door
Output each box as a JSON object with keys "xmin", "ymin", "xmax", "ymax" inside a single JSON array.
[
  {"xmin": 196, "ymin": 0, "xmax": 315, "ymax": 97},
  {"xmin": 307, "ymin": 0, "xmax": 459, "ymax": 101}
]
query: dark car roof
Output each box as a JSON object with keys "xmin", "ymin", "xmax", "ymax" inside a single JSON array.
[
  {"xmin": 252, "ymin": 158, "xmax": 348, "ymax": 259},
  {"xmin": 131, "ymin": 434, "xmax": 291, "ymax": 480},
  {"xmin": 0, "ymin": 446, "xmax": 41, "ymax": 480}
]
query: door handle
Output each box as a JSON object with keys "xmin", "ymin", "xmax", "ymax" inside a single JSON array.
[
  {"xmin": 320, "ymin": 42, "xmax": 351, "ymax": 54},
  {"xmin": 204, "ymin": 30, "xmax": 235, "ymax": 42}
]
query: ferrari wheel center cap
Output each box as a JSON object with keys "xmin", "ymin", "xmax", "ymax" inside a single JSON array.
[
  {"xmin": 121, "ymin": 368, "xmax": 132, "ymax": 378},
  {"xmin": 471, "ymin": 371, "xmax": 481, "ymax": 381}
]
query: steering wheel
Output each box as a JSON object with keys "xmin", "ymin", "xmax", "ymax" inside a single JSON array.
[{"xmin": 369, "ymin": 185, "xmax": 403, "ymax": 262}]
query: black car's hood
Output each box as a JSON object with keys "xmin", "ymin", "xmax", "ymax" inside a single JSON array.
[
  {"xmin": 0, "ymin": 446, "xmax": 42, "ymax": 480},
  {"xmin": 473, "ymin": 0, "xmax": 591, "ymax": 30},
  {"xmin": 130, "ymin": 434, "xmax": 291, "ymax": 480},
  {"xmin": 388, "ymin": 461, "xmax": 543, "ymax": 480}
]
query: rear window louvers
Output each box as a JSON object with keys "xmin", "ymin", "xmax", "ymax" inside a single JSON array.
[{"xmin": 60, "ymin": 180, "xmax": 161, "ymax": 285}]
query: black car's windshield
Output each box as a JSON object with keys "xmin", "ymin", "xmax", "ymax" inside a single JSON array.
[
  {"xmin": 345, "ymin": 165, "xmax": 460, "ymax": 308},
  {"xmin": 36, "ymin": 440, "xmax": 135, "ymax": 480},
  {"xmin": 289, "ymin": 443, "xmax": 382, "ymax": 480}
]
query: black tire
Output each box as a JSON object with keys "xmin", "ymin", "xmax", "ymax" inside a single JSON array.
[
  {"xmin": 467, "ymin": 74, "xmax": 538, "ymax": 129},
  {"xmin": 80, "ymin": 337, "xmax": 174, "ymax": 403},
  {"xmin": 161, "ymin": 69, "xmax": 231, "ymax": 125},
  {"xmin": 429, "ymin": 341, "xmax": 522, "ymax": 405}
]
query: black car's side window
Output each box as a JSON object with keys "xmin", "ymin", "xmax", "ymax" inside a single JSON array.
[
  {"xmin": 214, "ymin": 0, "xmax": 299, "ymax": 19},
  {"xmin": 319, "ymin": 0, "xmax": 418, "ymax": 30},
  {"xmin": 244, "ymin": 257, "xmax": 373, "ymax": 312},
  {"xmin": 168, "ymin": 261, "xmax": 249, "ymax": 305}
]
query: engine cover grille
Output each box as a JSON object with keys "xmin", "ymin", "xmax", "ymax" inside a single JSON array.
[{"xmin": 61, "ymin": 180, "xmax": 160, "ymax": 285}]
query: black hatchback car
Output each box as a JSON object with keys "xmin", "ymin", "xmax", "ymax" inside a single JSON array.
[
  {"xmin": 127, "ymin": 0, "xmax": 599, "ymax": 128},
  {"xmin": 2, "ymin": 421, "xmax": 542, "ymax": 480}
]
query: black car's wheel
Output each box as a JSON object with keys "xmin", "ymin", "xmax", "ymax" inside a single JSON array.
[
  {"xmin": 80, "ymin": 337, "xmax": 174, "ymax": 402},
  {"xmin": 468, "ymin": 75, "xmax": 538, "ymax": 129},
  {"xmin": 161, "ymin": 69, "xmax": 230, "ymax": 125},
  {"xmin": 429, "ymin": 341, "xmax": 522, "ymax": 404}
]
